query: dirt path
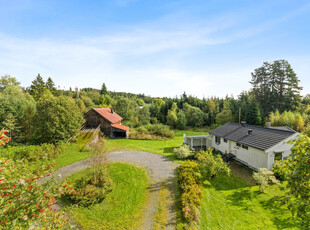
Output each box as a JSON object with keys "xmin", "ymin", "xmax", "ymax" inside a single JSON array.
[{"xmin": 57, "ymin": 150, "xmax": 179, "ymax": 230}]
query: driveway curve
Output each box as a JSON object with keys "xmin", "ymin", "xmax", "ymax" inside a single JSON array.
[{"xmin": 57, "ymin": 150, "xmax": 178, "ymax": 230}]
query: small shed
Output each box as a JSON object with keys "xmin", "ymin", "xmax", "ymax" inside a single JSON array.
[{"xmin": 84, "ymin": 108, "xmax": 129, "ymax": 138}]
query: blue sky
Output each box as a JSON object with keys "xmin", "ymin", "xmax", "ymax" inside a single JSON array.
[{"xmin": 0, "ymin": 0, "xmax": 310, "ymax": 98}]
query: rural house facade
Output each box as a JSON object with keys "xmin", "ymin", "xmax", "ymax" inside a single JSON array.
[
  {"xmin": 84, "ymin": 108, "xmax": 129, "ymax": 138},
  {"xmin": 184, "ymin": 122, "xmax": 299, "ymax": 170}
]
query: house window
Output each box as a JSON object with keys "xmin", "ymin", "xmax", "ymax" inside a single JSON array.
[
  {"xmin": 236, "ymin": 143, "xmax": 241, "ymax": 147},
  {"xmin": 215, "ymin": 136, "xmax": 221, "ymax": 145},
  {"xmin": 224, "ymin": 139, "xmax": 227, "ymax": 143},
  {"xmin": 242, "ymin": 145, "xmax": 248, "ymax": 150},
  {"xmin": 274, "ymin": 152, "xmax": 283, "ymax": 161}
]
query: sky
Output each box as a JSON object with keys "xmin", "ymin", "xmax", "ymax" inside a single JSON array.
[{"xmin": 0, "ymin": 0, "xmax": 310, "ymax": 98}]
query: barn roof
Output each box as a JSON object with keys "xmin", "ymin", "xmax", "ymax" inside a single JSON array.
[
  {"xmin": 111, "ymin": 123, "xmax": 129, "ymax": 131},
  {"xmin": 92, "ymin": 108, "xmax": 122, "ymax": 124},
  {"xmin": 210, "ymin": 122, "xmax": 297, "ymax": 151}
]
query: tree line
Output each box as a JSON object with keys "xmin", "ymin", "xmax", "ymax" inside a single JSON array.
[{"xmin": 1, "ymin": 59, "xmax": 309, "ymax": 144}]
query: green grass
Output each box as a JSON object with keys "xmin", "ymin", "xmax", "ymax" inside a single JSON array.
[
  {"xmin": 199, "ymin": 173, "xmax": 301, "ymax": 230},
  {"xmin": 67, "ymin": 163, "xmax": 149, "ymax": 229},
  {"xmin": 53, "ymin": 132, "xmax": 95, "ymax": 169},
  {"xmin": 104, "ymin": 130, "xmax": 207, "ymax": 162}
]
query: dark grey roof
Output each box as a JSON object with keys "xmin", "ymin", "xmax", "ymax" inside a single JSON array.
[{"xmin": 210, "ymin": 122, "xmax": 297, "ymax": 151}]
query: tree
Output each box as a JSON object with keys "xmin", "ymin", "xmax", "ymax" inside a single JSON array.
[
  {"xmin": 100, "ymin": 83, "xmax": 108, "ymax": 95},
  {"xmin": 2, "ymin": 113, "xmax": 19, "ymax": 141},
  {"xmin": 166, "ymin": 102, "xmax": 178, "ymax": 128},
  {"xmin": 216, "ymin": 109, "xmax": 234, "ymax": 125},
  {"xmin": 250, "ymin": 60, "xmax": 302, "ymax": 116},
  {"xmin": 0, "ymin": 86, "xmax": 36, "ymax": 141},
  {"xmin": 177, "ymin": 110, "xmax": 187, "ymax": 130},
  {"xmin": 283, "ymin": 136, "xmax": 310, "ymax": 228},
  {"xmin": 0, "ymin": 75, "xmax": 20, "ymax": 91},
  {"xmin": 46, "ymin": 77, "xmax": 57, "ymax": 96},
  {"xmin": 29, "ymin": 74, "xmax": 46, "ymax": 100},
  {"xmin": 33, "ymin": 93, "xmax": 84, "ymax": 143},
  {"xmin": 150, "ymin": 98, "xmax": 165, "ymax": 122}
]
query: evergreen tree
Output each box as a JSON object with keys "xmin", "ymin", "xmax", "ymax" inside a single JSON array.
[
  {"xmin": 250, "ymin": 60, "xmax": 302, "ymax": 116},
  {"xmin": 100, "ymin": 83, "xmax": 108, "ymax": 95},
  {"xmin": 29, "ymin": 74, "xmax": 46, "ymax": 100},
  {"xmin": 46, "ymin": 77, "xmax": 58, "ymax": 96}
]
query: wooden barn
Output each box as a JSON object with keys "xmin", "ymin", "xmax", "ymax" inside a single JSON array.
[{"xmin": 84, "ymin": 108, "xmax": 129, "ymax": 138}]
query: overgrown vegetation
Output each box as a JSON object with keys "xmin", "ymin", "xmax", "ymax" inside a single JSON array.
[
  {"xmin": 177, "ymin": 161, "xmax": 202, "ymax": 225},
  {"xmin": 196, "ymin": 148, "xmax": 230, "ymax": 179},
  {"xmin": 129, "ymin": 124, "xmax": 175, "ymax": 139}
]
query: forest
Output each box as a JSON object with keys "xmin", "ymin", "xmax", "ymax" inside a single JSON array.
[{"xmin": 1, "ymin": 59, "xmax": 309, "ymax": 145}]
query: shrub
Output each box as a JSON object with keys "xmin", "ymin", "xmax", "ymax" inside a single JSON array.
[
  {"xmin": 272, "ymin": 160, "xmax": 289, "ymax": 180},
  {"xmin": 67, "ymin": 165, "xmax": 113, "ymax": 207},
  {"xmin": 253, "ymin": 168, "xmax": 280, "ymax": 193},
  {"xmin": 0, "ymin": 158, "xmax": 74, "ymax": 229},
  {"xmin": 129, "ymin": 124, "xmax": 174, "ymax": 140},
  {"xmin": 174, "ymin": 145, "xmax": 193, "ymax": 159},
  {"xmin": 0, "ymin": 142, "xmax": 67, "ymax": 162},
  {"xmin": 196, "ymin": 148, "xmax": 230, "ymax": 179},
  {"xmin": 177, "ymin": 161, "xmax": 202, "ymax": 224}
]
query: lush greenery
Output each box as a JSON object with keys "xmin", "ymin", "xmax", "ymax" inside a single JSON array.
[
  {"xmin": 177, "ymin": 161, "xmax": 202, "ymax": 225},
  {"xmin": 196, "ymin": 149, "xmax": 230, "ymax": 179},
  {"xmin": 199, "ymin": 173, "xmax": 301, "ymax": 229},
  {"xmin": 282, "ymin": 136, "xmax": 310, "ymax": 228},
  {"xmin": 129, "ymin": 124, "xmax": 175, "ymax": 140},
  {"xmin": 66, "ymin": 163, "xmax": 148, "ymax": 229}
]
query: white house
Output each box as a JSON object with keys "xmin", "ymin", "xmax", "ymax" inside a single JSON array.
[{"xmin": 184, "ymin": 122, "xmax": 299, "ymax": 171}]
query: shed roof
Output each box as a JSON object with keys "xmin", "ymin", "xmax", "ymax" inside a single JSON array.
[
  {"xmin": 111, "ymin": 123, "xmax": 129, "ymax": 131},
  {"xmin": 92, "ymin": 108, "xmax": 122, "ymax": 124},
  {"xmin": 210, "ymin": 122, "xmax": 297, "ymax": 151}
]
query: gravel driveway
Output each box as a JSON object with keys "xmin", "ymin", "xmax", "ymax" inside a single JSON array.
[{"xmin": 57, "ymin": 150, "xmax": 179, "ymax": 230}]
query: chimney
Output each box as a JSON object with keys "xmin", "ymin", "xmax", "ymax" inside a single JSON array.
[
  {"xmin": 265, "ymin": 122, "xmax": 271, "ymax": 128},
  {"xmin": 111, "ymin": 109, "xmax": 114, "ymax": 114},
  {"xmin": 241, "ymin": 121, "xmax": 246, "ymax": 127},
  {"xmin": 248, "ymin": 129, "xmax": 253, "ymax": 135}
]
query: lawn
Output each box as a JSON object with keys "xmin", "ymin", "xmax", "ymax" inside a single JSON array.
[
  {"xmin": 199, "ymin": 173, "xmax": 301, "ymax": 229},
  {"xmin": 104, "ymin": 130, "xmax": 207, "ymax": 162},
  {"xmin": 53, "ymin": 131, "xmax": 95, "ymax": 169},
  {"xmin": 66, "ymin": 163, "xmax": 149, "ymax": 229}
]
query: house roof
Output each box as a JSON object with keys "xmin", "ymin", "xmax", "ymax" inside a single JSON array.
[
  {"xmin": 209, "ymin": 122, "xmax": 297, "ymax": 151},
  {"xmin": 92, "ymin": 108, "xmax": 122, "ymax": 124},
  {"xmin": 111, "ymin": 123, "xmax": 129, "ymax": 131}
]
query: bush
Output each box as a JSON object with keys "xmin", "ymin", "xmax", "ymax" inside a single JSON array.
[
  {"xmin": 129, "ymin": 124, "xmax": 174, "ymax": 140},
  {"xmin": 253, "ymin": 168, "xmax": 280, "ymax": 193},
  {"xmin": 0, "ymin": 142, "xmax": 67, "ymax": 162},
  {"xmin": 272, "ymin": 160, "xmax": 289, "ymax": 180},
  {"xmin": 177, "ymin": 161, "xmax": 202, "ymax": 224},
  {"xmin": 196, "ymin": 148, "xmax": 230, "ymax": 179},
  {"xmin": 67, "ymin": 165, "xmax": 113, "ymax": 207},
  {"xmin": 174, "ymin": 144, "xmax": 193, "ymax": 159}
]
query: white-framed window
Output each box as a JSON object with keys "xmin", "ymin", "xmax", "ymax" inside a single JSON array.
[
  {"xmin": 215, "ymin": 136, "xmax": 221, "ymax": 145},
  {"xmin": 274, "ymin": 152, "xmax": 283, "ymax": 161},
  {"xmin": 242, "ymin": 145, "xmax": 248, "ymax": 150},
  {"xmin": 224, "ymin": 139, "xmax": 227, "ymax": 143},
  {"xmin": 236, "ymin": 143, "xmax": 241, "ymax": 147}
]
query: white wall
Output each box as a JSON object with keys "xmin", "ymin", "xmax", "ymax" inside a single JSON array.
[
  {"xmin": 211, "ymin": 135, "xmax": 268, "ymax": 170},
  {"xmin": 266, "ymin": 133, "xmax": 299, "ymax": 170}
]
